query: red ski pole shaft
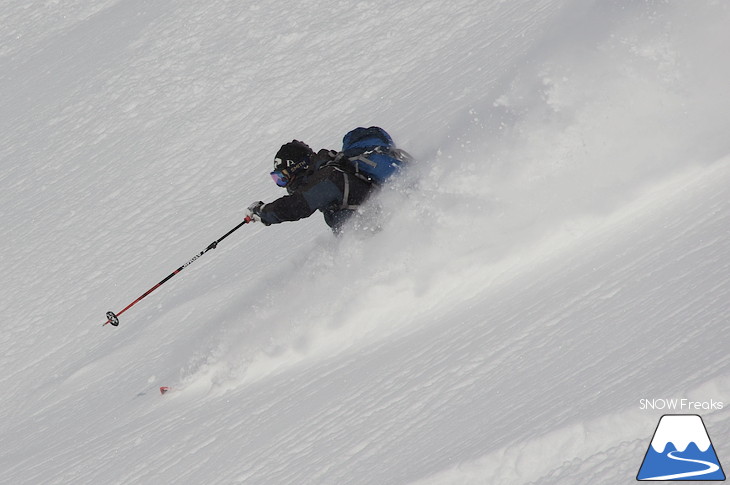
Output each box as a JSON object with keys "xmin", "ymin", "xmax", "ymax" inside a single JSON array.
[{"xmin": 103, "ymin": 217, "xmax": 251, "ymax": 327}]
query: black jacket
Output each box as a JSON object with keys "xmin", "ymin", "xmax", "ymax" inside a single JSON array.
[{"xmin": 258, "ymin": 149, "xmax": 374, "ymax": 233}]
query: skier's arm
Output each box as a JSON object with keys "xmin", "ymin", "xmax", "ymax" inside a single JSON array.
[
  {"xmin": 258, "ymin": 175, "xmax": 343, "ymax": 225},
  {"xmin": 258, "ymin": 192, "xmax": 316, "ymax": 224}
]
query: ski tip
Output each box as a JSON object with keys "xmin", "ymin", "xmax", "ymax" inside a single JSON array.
[{"xmin": 160, "ymin": 386, "xmax": 170, "ymax": 395}]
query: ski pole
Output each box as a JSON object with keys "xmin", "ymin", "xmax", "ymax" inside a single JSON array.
[{"xmin": 102, "ymin": 216, "xmax": 252, "ymax": 327}]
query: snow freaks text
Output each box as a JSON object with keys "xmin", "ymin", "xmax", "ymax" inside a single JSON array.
[{"xmin": 639, "ymin": 399, "xmax": 724, "ymax": 411}]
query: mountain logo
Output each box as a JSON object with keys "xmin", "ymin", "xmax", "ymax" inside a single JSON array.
[{"xmin": 637, "ymin": 414, "xmax": 725, "ymax": 481}]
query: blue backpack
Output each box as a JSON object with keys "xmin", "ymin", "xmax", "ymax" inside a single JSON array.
[{"xmin": 337, "ymin": 127, "xmax": 411, "ymax": 184}]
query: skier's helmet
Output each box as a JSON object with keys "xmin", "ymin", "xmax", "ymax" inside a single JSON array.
[{"xmin": 271, "ymin": 140, "xmax": 314, "ymax": 187}]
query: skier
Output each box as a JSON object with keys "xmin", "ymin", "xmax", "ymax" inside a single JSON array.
[{"xmin": 245, "ymin": 139, "xmax": 375, "ymax": 234}]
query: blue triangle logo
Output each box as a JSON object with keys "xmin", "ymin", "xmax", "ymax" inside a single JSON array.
[{"xmin": 637, "ymin": 414, "xmax": 725, "ymax": 481}]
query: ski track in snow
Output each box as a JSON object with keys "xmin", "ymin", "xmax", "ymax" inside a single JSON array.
[
  {"xmin": 1, "ymin": 1, "xmax": 730, "ymax": 484},
  {"xmin": 645, "ymin": 451, "xmax": 720, "ymax": 481}
]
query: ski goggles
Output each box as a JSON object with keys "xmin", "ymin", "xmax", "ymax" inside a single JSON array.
[{"xmin": 270, "ymin": 170, "xmax": 290, "ymax": 187}]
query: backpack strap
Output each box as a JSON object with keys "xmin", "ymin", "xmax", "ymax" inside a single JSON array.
[
  {"xmin": 339, "ymin": 171, "xmax": 361, "ymax": 210},
  {"xmin": 342, "ymin": 146, "xmax": 414, "ymax": 177},
  {"xmin": 349, "ymin": 149, "xmax": 382, "ymax": 172},
  {"xmin": 326, "ymin": 153, "xmax": 375, "ymax": 185},
  {"xmin": 390, "ymin": 148, "xmax": 414, "ymax": 163}
]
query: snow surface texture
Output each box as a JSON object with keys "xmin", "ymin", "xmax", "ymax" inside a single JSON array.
[{"xmin": 1, "ymin": 1, "xmax": 729, "ymax": 484}]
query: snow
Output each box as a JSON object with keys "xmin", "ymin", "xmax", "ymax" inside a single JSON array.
[
  {"xmin": 650, "ymin": 415, "xmax": 711, "ymax": 453},
  {"xmin": 1, "ymin": 1, "xmax": 729, "ymax": 484}
]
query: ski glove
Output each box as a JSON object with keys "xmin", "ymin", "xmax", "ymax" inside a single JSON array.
[{"xmin": 246, "ymin": 201, "xmax": 269, "ymax": 225}]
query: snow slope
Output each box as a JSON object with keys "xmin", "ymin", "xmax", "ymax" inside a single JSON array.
[{"xmin": 1, "ymin": 1, "xmax": 729, "ymax": 484}]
